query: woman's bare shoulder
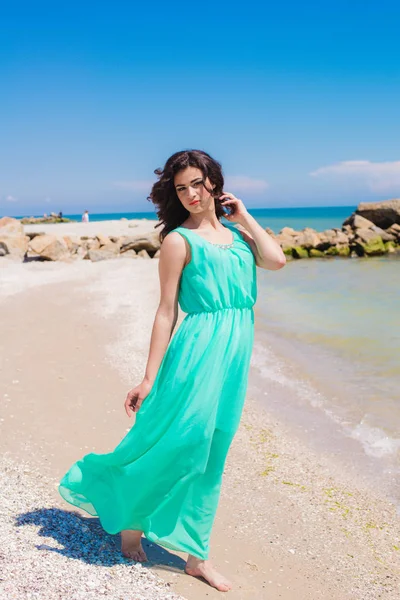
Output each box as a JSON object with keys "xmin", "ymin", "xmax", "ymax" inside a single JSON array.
[{"xmin": 160, "ymin": 230, "xmax": 187, "ymax": 261}]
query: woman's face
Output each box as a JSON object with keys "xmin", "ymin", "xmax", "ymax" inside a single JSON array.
[{"xmin": 174, "ymin": 167, "xmax": 215, "ymax": 213}]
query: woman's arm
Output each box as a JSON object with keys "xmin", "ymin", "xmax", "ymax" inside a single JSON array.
[
  {"xmin": 143, "ymin": 232, "xmax": 187, "ymax": 384},
  {"xmin": 124, "ymin": 232, "xmax": 187, "ymax": 416},
  {"xmin": 235, "ymin": 213, "xmax": 286, "ymax": 271},
  {"xmin": 220, "ymin": 193, "xmax": 286, "ymax": 271}
]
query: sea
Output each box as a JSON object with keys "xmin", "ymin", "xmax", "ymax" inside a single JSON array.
[{"xmin": 57, "ymin": 207, "xmax": 400, "ymax": 504}]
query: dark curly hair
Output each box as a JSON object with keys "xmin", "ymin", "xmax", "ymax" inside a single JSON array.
[{"xmin": 147, "ymin": 149, "xmax": 226, "ymax": 241}]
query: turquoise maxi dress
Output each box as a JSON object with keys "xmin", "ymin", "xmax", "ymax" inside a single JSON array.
[{"xmin": 59, "ymin": 223, "xmax": 257, "ymax": 560}]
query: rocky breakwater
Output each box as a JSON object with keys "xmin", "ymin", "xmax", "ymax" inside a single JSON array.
[
  {"xmin": 274, "ymin": 199, "xmax": 400, "ymax": 259},
  {"xmin": 0, "ymin": 217, "xmax": 161, "ymax": 263}
]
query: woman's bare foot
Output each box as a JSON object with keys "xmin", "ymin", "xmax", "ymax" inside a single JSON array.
[
  {"xmin": 185, "ymin": 555, "xmax": 232, "ymax": 592},
  {"xmin": 120, "ymin": 530, "xmax": 148, "ymax": 562}
]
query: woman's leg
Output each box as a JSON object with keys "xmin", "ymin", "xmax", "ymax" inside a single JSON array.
[
  {"xmin": 121, "ymin": 530, "xmax": 147, "ymax": 561},
  {"xmin": 183, "ymin": 428, "xmax": 234, "ymax": 591},
  {"xmin": 185, "ymin": 555, "xmax": 232, "ymax": 592}
]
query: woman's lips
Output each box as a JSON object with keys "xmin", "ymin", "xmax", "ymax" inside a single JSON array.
[{"xmin": 189, "ymin": 200, "xmax": 200, "ymax": 205}]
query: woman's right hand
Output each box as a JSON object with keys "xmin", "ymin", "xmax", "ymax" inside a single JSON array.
[{"xmin": 124, "ymin": 380, "xmax": 153, "ymax": 417}]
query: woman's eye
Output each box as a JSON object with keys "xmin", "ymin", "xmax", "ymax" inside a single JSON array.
[{"xmin": 194, "ymin": 181, "xmax": 202, "ymax": 187}]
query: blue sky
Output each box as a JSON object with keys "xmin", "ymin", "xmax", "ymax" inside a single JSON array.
[{"xmin": 1, "ymin": 1, "xmax": 400, "ymax": 216}]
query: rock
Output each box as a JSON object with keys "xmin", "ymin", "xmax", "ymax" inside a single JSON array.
[
  {"xmin": 387, "ymin": 223, "xmax": 400, "ymax": 235},
  {"xmin": 29, "ymin": 235, "xmax": 69, "ymax": 261},
  {"xmin": 370, "ymin": 226, "xmax": 396, "ymax": 242},
  {"xmin": 96, "ymin": 233, "xmax": 111, "ymax": 247},
  {"xmin": 0, "ymin": 234, "xmax": 29, "ymax": 260},
  {"xmin": 265, "ymin": 227, "xmax": 275, "ymax": 236},
  {"xmin": 309, "ymin": 249, "xmax": 324, "ymax": 257},
  {"xmin": 325, "ymin": 246, "xmax": 339, "ymax": 256},
  {"xmin": 292, "ymin": 246, "xmax": 308, "ymax": 259},
  {"xmin": 63, "ymin": 236, "xmax": 81, "ymax": 253},
  {"xmin": 85, "ymin": 239, "xmax": 101, "ymax": 251},
  {"xmin": 119, "ymin": 249, "xmax": 138, "ymax": 258},
  {"xmin": 356, "ymin": 199, "xmax": 400, "ymax": 229},
  {"xmin": 120, "ymin": 232, "xmax": 160, "ymax": 255},
  {"xmin": 385, "ymin": 241, "xmax": 397, "ymax": 253},
  {"xmin": 315, "ymin": 230, "xmax": 350, "ymax": 251},
  {"xmin": 355, "ymin": 229, "xmax": 381, "ymax": 244},
  {"xmin": 0, "ymin": 217, "xmax": 24, "ymax": 235},
  {"xmin": 137, "ymin": 249, "xmax": 151, "ymax": 259},
  {"xmin": 354, "ymin": 234, "xmax": 386, "ymax": 256},
  {"xmin": 153, "ymin": 249, "xmax": 161, "ymax": 258},
  {"xmin": 337, "ymin": 245, "xmax": 351, "ymax": 257},
  {"xmin": 30, "ymin": 234, "xmax": 57, "ymax": 254},
  {"xmin": 294, "ymin": 230, "xmax": 321, "ymax": 248},
  {"xmin": 88, "ymin": 249, "xmax": 119, "ymax": 262},
  {"xmin": 0, "ymin": 217, "xmax": 28, "ymax": 260},
  {"xmin": 343, "ymin": 213, "xmax": 375, "ymax": 229},
  {"xmin": 276, "ymin": 234, "xmax": 297, "ymax": 252},
  {"xmin": 26, "ymin": 232, "xmax": 45, "ymax": 240},
  {"xmin": 100, "ymin": 242, "xmax": 120, "ymax": 254},
  {"xmin": 279, "ymin": 227, "xmax": 297, "ymax": 236}
]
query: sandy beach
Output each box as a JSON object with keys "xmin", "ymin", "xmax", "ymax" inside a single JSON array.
[
  {"xmin": 23, "ymin": 217, "xmax": 160, "ymax": 239},
  {"xmin": 1, "ymin": 221, "xmax": 399, "ymax": 599}
]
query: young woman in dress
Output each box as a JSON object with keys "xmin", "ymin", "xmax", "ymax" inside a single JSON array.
[{"xmin": 59, "ymin": 149, "xmax": 286, "ymax": 593}]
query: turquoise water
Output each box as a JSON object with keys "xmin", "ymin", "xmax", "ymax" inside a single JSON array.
[{"xmin": 59, "ymin": 205, "xmax": 357, "ymax": 233}]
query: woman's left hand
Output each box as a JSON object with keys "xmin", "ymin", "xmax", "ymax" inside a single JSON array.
[{"xmin": 219, "ymin": 192, "xmax": 249, "ymax": 224}]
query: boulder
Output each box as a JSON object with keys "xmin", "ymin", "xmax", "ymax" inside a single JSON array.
[
  {"xmin": 119, "ymin": 249, "xmax": 138, "ymax": 259},
  {"xmin": 88, "ymin": 249, "xmax": 119, "ymax": 262},
  {"xmin": 316, "ymin": 229, "xmax": 350, "ymax": 251},
  {"xmin": 96, "ymin": 233, "xmax": 111, "ymax": 247},
  {"xmin": 355, "ymin": 229, "xmax": 382, "ymax": 244},
  {"xmin": 63, "ymin": 235, "xmax": 82, "ymax": 253},
  {"xmin": 100, "ymin": 242, "xmax": 120, "ymax": 254},
  {"xmin": 325, "ymin": 246, "xmax": 338, "ymax": 256},
  {"xmin": 85, "ymin": 238, "xmax": 101, "ymax": 251},
  {"xmin": 353, "ymin": 233, "xmax": 386, "ymax": 256},
  {"xmin": 120, "ymin": 232, "xmax": 161, "ymax": 255},
  {"xmin": 309, "ymin": 248, "xmax": 324, "ymax": 257},
  {"xmin": 0, "ymin": 216, "xmax": 24, "ymax": 235},
  {"xmin": 385, "ymin": 241, "xmax": 397, "ymax": 253},
  {"xmin": 0, "ymin": 234, "xmax": 29, "ymax": 260},
  {"xmin": 342, "ymin": 213, "xmax": 375, "ymax": 229},
  {"xmin": 292, "ymin": 246, "xmax": 308, "ymax": 259},
  {"xmin": 356, "ymin": 199, "xmax": 400, "ymax": 229},
  {"xmin": 29, "ymin": 234, "xmax": 70, "ymax": 261},
  {"xmin": 137, "ymin": 249, "xmax": 151, "ymax": 259},
  {"xmin": 336, "ymin": 245, "xmax": 351, "ymax": 257},
  {"xmin": 386, "ymin": 223, "xmax": 400, "ymax": 241},
  {"xmin": 370, "ymin": 226, "xmax": 396, "ymax": 242},
  {"xmin": 0, "ymin": 217, "xmax": 28, "ymax": 260},
  {"xmin": 279, "ymin": 227, "xmax": 297, "ymax": 236},
  {"xmin": 294, "ymin": 230, "xmax": 321, "ymax": 248}
]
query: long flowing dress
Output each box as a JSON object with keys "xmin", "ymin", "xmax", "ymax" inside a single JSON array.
[{"xmin": 58, "ymin": 223, "xmax": 257, "ymax": 560}]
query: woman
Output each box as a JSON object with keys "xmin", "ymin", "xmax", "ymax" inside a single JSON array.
[{"xmin": 59, "ymin": 149, "xmax": 286, "ymax": 593}]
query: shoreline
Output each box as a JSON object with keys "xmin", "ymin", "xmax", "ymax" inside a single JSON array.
[{"xmin": 1, "ymin": 258, "xmax": 399, "ymax": 598}]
